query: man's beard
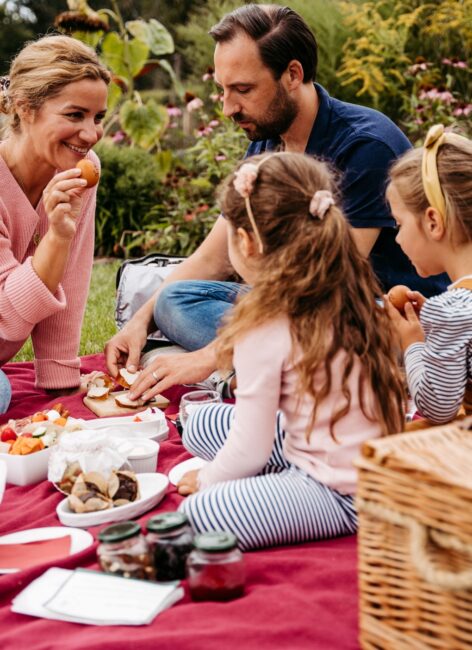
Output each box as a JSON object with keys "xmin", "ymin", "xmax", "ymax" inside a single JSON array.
[{"xmin": 233, "ymin": 83, "xmax": 298, "ymax": 142}]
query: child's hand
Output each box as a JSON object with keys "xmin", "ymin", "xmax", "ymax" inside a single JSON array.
[
  {"xmin": 384, "ymin": 296, "xmax": 425, "ymax": 351},
  {"xmin": 177, "ymin": 470, "xmax": 200, "ymax": 496},
  {"xmin": 405, "ymin": 290, "xmax": 426, "ymax": 315}
]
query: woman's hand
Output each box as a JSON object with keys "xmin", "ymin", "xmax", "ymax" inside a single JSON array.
[
  {"xmin": 177, "ymin": 469, "xmax": 200, "ymax": 496},
  {"xmin": 42, "ymin": 168, "xmax": 88, "ymax": 242},
  {"xmin": 104, "ymin": 319, "xmax": 149, "ymax": 379},
  {"xmin": 128, "ymin": 346, "xmax": 217, "ymax": 401},
  {"xmin": 384, "ymin": 296, "xmax": 425, "ymax": 351}
]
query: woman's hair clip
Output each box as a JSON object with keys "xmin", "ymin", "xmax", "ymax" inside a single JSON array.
[
  {"xmin": 0, "ymin": 76, "xmax": 10, "ymax": 93},
  {"xmin": 309, "ymin": 190, "xmax": 335, "ymax": 220}
]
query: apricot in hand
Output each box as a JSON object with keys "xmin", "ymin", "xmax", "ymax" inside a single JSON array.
[
  {"xmin": 76, "ymin": 159, "xmax": 100, "ymax": 187},
  {"xmin": 387, "ymin": 285, "xmax": 411, "ymax": 312}
]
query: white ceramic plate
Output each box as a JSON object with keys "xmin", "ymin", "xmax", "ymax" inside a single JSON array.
[
  {"xmin": 168, "ymin": 457, "xmax": 208, "ymax": 486},
  {"xmin": 56, "ymin": 473, "xmax": 169, "ymax": 528},
  {"xmin": 0, "ymin": 527, "xmax": 94, "ymax": 574}
]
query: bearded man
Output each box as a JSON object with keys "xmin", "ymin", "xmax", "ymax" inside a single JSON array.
[{"xmin": 105, "ymin": 4, "xmax": 448, "ymax": 399}]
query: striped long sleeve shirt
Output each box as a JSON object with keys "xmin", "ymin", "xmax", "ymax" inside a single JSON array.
[{"xmin": 404, "ymin": 284, "xmax": 472, "ymax": 424}]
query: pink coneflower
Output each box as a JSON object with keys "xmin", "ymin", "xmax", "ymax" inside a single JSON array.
[
  {"xmin": 112, "ymin": 130, "xmax": 125, "ymax": 143},
  {"xmin": 187, "ymin": 97, "xmax": 204, "ymax": 112},
  {"xmin": 442, "ymin": 58, "xmax": 468, "ymax": 69},
  {"xmin": 202, "ymin": 66, "xmax": 214, "ymax": 82},
  {"xmin": 167, "ymin": 104, "xmax": 182, "ymax": 117},
  {"xmin": 419, "ymin": 88, "xmax": 455, "ymax": 104},
  {"xmin": 453, "ymin": 104, "xmax": 472, "ymax": 117},
  {"xmin": 196, "ymin": 125, "xmax": 213, "ymax": 137}
]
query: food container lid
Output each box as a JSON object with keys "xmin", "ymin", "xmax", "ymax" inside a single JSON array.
[
  {"xmin": 98, "ymin": 521, "xmax": 141, "ymax": 543},
  {"xmin": 193, "ymin": 531, "xmax": 238, "ymax": 552},
  {"xmin": 146, "ymin": 511, "xmax": 188, "ymax": 533}
]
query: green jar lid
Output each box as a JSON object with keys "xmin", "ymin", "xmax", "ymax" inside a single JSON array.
[
  {"xmin": 98, "ymin": 521, "xmax": 141, "ymax": 543},
  {"xmin": 146, "ymin": 512, "xmax": 189, "ymax": 534},
  {"xmin": 193, "ymin": 531, "xmax": 238, "ymax": 552}
]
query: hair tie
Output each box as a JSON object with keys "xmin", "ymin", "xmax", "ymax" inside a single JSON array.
[
  {"xmin": 422, "ymin": 124, "xmax": 470, "ymax": 224},
  {"xmin": 0, "ymin": 76, "xmax": 10, "ymax": 94},
  {"xmin": 233, "ymin": 157, "xmax": 272, "ymax": 253},
  {"xmin": 309, "ymin": 190, "xmax": 334, "ymax": 220}
]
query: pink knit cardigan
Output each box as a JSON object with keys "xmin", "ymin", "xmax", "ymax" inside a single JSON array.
[{"xmin": 0, "ymin": 152, "xmax": 98, "ymax": 388}]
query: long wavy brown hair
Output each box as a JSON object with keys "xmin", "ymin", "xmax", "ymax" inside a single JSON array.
[{"xmin": 216, "ymin": 152, "xmax": 405, "ymax": 438}]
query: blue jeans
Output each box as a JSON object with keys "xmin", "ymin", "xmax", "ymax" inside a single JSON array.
[
  {"xmin": 0, "ymin": 369, "xmax": 11, "ymax": 414},
  {"xmin": 154, "ymin": 280, "xmax": 248, "ymax": 351}
]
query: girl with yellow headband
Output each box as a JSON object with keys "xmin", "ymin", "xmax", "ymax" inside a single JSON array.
[{"xmin": 386, "ymin": 124, "xmax": 472, "ymax": 424}]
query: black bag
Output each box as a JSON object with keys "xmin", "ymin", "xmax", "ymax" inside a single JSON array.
[{"xmin": 115, "ymin": 253, "xmax": 185, "ymax": 341}]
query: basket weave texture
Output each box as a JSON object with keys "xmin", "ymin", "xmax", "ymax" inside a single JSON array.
[{"xmin": 356, "ymin": 420, "xmax": 472, "ymax": 650}]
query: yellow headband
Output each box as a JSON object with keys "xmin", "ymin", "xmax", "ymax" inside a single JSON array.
[{"xmin": 422, "ymin": 124, "xmax": 469, "ymax": 222}]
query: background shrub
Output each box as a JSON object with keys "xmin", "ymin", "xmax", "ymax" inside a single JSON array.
[{"xmin": 94, "ymin": 141, "xmax": 161, "ymax": 256}]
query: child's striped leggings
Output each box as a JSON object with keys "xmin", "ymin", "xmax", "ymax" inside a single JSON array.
[{"xmin": 178, "ymin": 403, "xmax": 357, "ymax": 550}]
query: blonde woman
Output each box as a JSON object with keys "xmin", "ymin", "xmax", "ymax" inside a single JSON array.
[
  {"xmin": 177, "ymin": 153, "xmax": 405, "ymax": 550},
  {"xmin": 0, "ymin": 35, "xmax": 110, "ymax": 410}
]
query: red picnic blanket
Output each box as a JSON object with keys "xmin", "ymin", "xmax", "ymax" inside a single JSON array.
[{"xmin": 0, "ymin": 355, "xmax": 359, "ymax": 650}]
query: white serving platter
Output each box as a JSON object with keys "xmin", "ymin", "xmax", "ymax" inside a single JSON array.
[
  {"xmin": 56, "ymin": 473, "xmax": 169, "ymax": 528},
  {"xmin": 69, "ymin": 407, "xmax": 169, "ymax": 443}
]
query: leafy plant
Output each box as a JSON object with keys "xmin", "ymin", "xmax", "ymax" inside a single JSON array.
[
  {"xmin": 337, "ymin": 0, "xmax": 472, "ymax": 132},
  {"xmin": 55, "ymin": 0, "xmax": 179, "ymax": 150},
  {"xmin": 93, "ymin": 140, "xmax": 162, "ymax": 256}
]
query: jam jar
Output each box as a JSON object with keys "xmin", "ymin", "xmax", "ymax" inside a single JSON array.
[
  {"xmin": 97, "ymin": 521, "xmax": 154, "ymax": 580},
  {"xmin": 186, "ymin": 531, "xmax": 245, "ymax": 601},
  {"xmin": 146, "ymin": 512, "xmax": 194, "ymax": 581}
]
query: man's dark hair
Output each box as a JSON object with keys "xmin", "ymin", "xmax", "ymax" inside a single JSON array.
[{"xmin": 209, "ymin": 4, "xmax": 317, "ymax": 83}]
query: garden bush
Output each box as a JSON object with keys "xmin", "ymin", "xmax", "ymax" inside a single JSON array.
[{"xmin": 93, "ymin": 141, "xmax": 161, "ymax": 256}]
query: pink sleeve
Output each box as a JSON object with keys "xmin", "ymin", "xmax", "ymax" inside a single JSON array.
[
  {"xmin": 0, "ymin": 229, "xmax": 66, "ymax": 342},
  {"xmin": 32, "ymin": 178, "xmax": 97, "ymax": 388},
  {"xmin": 198, "ymin": 318, "xmax": 290, "ymax": 489}
]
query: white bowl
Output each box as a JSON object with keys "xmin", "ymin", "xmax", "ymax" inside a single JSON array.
[
  {"xmin": 0, "ymin": 446, "xmax": 52, "ymax": 486},
  {"xmin": 56, "ymin": 473, "xmax": 169, "ymax": 528},
  {"xmin": 122, "ymin": 438, "xmax": 159, "ymax": 473}
]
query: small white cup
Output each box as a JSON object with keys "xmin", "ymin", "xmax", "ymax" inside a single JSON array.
[
  {"xmin": 179, "ymin": 390, "xmax": 222, "ymax": 427},
  {"xmin": 123, "ymin": 438, "xmax": 160, "ymax": 473}
]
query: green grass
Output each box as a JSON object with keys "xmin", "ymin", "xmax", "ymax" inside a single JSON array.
[{"xmin": 13, "ymin": 259, "xmax": 121, "ymax": 362}]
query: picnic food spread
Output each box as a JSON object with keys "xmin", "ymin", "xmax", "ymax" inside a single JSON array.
[
  {"xmin": 76, "ymin": 158, "xmax": 100, "ymax": 187},
  {"xmin": 68, "ymin": 470, "xmax": 140, "ymax": 513},
  {"xmin": 0, "ymin": 404, "xmax": 72, "ymax": 455}
]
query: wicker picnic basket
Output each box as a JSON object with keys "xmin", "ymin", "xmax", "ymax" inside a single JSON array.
[{"xmin": 356, "ymin": 418, "xmax": 472, "ymax": 650}]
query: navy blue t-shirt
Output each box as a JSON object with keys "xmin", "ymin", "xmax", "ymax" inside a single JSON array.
[{"xmin": 246, "ymin": 84, "xmax": 449, "ymax": 296}]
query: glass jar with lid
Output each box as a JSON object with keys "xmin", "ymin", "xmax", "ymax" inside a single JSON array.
[
  {"xmin": 186, "ymin": 531, "xmax": 245, "ymax": 601},
  {"xmin": 146, "ymin": 512, "xmax": 194, "ymax": 581},
  {"xmin": 97, "ymin": 521, "xmax": 154, "ymax": 580}
]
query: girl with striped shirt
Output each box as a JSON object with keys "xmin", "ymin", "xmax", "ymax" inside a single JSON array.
[
  {"xmin": 177, "ymin": 153, "xmax": 404, "ymax": 550},
  {"xmin": 385, "ymin": 125, "xmax": 472, "ymax": 424}
]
